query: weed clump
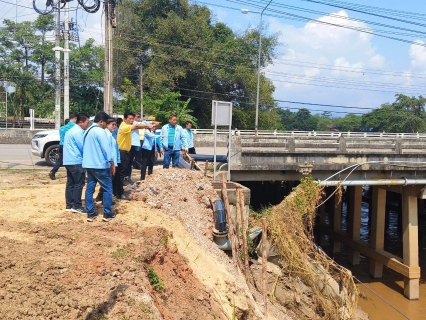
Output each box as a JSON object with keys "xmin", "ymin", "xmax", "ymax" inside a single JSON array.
[
  {"xmin": 148, "ymin": 268, "xmax": 165, "ymax": 292},
  {"xmin": 268, "ymin": 176, "xmax": 358, "ymax": 320}
]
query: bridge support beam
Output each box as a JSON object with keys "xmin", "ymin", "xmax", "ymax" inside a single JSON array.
[
  {"xmin": 369, "ymin": 187, "xmax": 386, "ymax": 278},
  {"xmin": 332, "ymin": 188, "xmax": 342, "ymax": 253},
  {"xmin": 319, "ymin": 202, "xmax": 327, "ymax": 247},
  {"xmin": 348, "ymin": 186, "xmax": 362, "ymax": 265},
  {"xmin": 402, "ymin": 188, "xmax": 419, "ymax": 300}
]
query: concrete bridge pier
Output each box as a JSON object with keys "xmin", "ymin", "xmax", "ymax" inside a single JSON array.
[
  {"xmin": 348, "ymin": 186, "xmax": 362, "ymax": 265},
  {"xmin": 317, "ymin": 185, "xmax": 421, "ymax": 300},
  {"xmin": 402, "ymin": 187, "xmax": 419, "ymax": 300},
  {"xmin": 332, "ymin": 188, "xmax": 342, "ymax": 253},
  {"xmin": 369, "ymin": 187, "xmax": 386, "ymax": 278}
]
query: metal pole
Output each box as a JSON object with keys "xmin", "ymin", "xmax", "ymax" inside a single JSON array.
[
  {"xmin": 213, "ymin": 101, "xmax": 218, "ymax": 181},
  {"xmin": 54, "ymin": 2, "xmax": 61, "ymax": 129},
  {"xmin": 103, "ymin": 1, "xmax": 113, "ymax": 114},
  {"xmin": 5, "ymin": 81, "xmax": 7, "ymax": 129},
  {"xmin": 255, "ymin": 0, "xmax": 272, "ymax": 134},
  {"xmin": 318, "ymin": 179, "xmax": 426, "ymax": 187},
  {"xmin": 227, "ymin": 103, "xmax": 233, "ymax": 181},
  {"xmin": 104, "ymin": 1, "xmax": 110, "ymax": 113},
  {"xmin": 140, "ymin": 63, "xmax": 143, "ymax": 116},
  {"xmin": 63, "ymin": 1, "xmax": 70, "ymax": 120}
]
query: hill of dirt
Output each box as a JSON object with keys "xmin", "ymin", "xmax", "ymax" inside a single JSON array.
[
  {"xmin": 0, "ymin": 169, "xmax": 368, "ymax": 320},
  {"xmin": 0, "ymin": 169, "xmax": 280, "ymax": 319}
]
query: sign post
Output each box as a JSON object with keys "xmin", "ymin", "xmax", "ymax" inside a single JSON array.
[{"xmin": 211, "ymin": 100, "xmax": 233, "ymax": 181}]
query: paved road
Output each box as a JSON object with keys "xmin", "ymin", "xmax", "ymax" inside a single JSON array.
[{"xmin": 0, "ymin": 144, "xmax": 227, "ymax": 170}]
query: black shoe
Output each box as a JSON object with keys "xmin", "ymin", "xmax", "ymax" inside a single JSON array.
[
  {"xmin": 65, "ymin": 205, "xmax": 73, "ymax": 212},
  {"xmin": 118, "ymin": 194, "xmax": 130, "ymax": 201},
  {"xmin": 102, "ymin": 214, "xmax": 116, "ymax": 222},
  {"xmin": 87, "ymin": 214, "xmax": 98, "ymax": 222},
  {"xmin": 101, "ymin": 201, "xmax": 116, "ymax": 205},
  {"xmin": 49, "ymin": 171, "xmax": 56, "ymax": 180},
  {"xmin": 71, "ymin": 207, "xmax": 87, "ymax": 215}
]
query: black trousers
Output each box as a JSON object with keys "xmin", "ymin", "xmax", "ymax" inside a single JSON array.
[
  {"xmin": 117, "ymin": 150, "xmax": 130, "ymax": 196},
  {"xmin": 51, "ymin": 145, "xmax": 63, "ymax": 174},
  {"xmin": 141, "ymin": 147, "xmax": 155, "ymax": 180},
  {"xmin": 126, "ymin": 146, "xmax": 138, "ymax": 178},
  {"xmin": 133, "ymin": 141, "xmax": 144, "ymax": 169},
  {"xmin": 65, "ymin": 164, "xmax": 85, "ymax": 208}
]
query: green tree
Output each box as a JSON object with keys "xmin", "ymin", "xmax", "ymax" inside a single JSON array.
[
  {"xmin": 362, "ymin": 94, "xmax": 426, "ymax": 132},
  {"xmin": 334, "ymin": 114, "xmax": 362, "ymax": 132},
  {"xmin": 31, "ymin": 14, "xmax": 55, "ymax": 84},
  {"xmin": 114, "ymin": 0, "xmax": 279, "ymax": 129},
  {"xmin": 293, "ymin": 108, "xmax": 318, "ymax": 131}
]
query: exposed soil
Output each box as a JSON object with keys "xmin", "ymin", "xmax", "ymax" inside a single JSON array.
[
  {"xmin": 0, "ymin": 169, "xmax": 271, "ymax": 319},
  {"xmin": 0, "ymin": 168, "xmax": 367, "ymax": 320},
  {"xmin": 0, "ymin": 216, "xmax": 225, "ymax": 320}
]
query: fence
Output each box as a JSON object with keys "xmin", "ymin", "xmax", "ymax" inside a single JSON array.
[{"xmin": 0, "ymin": 118, "xmax": 55, "ymax": 130}]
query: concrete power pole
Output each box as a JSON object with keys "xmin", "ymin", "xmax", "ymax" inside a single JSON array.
[
  {"xmin": 140, "ymin": 63, "xmax": 143, "ymax": 117},
  {"xmin": 104, "ymin": 0, "xmax": 114, "ymax": 115},
  {"xmin": 63, "ymin": 1, "xmax": 70, "ymax": 120},
  {"xmin": 54, "ymin": 2, "xmax": 61, "ymax": 129}
]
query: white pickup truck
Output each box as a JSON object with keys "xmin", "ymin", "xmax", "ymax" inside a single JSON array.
[
  {"xmin": 31, "ymin": 129, "xmax": 61, "ymax": 166},
  {"xmin": 30, "ymin": 115, "xmax": 155, "ymax": 166}
]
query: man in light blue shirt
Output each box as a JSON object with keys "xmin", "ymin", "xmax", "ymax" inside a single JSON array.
[
  {"xmin": 82, "ymin": 111, "xmax": 116, "ymax": 222},
  {"xmin": 159, "ymin": 113, "xmax": 187, "ymax": 168},
  {"xmin": 63, "ymin": 114, "xmax": 90, "ymax": 214},
  {"xmin": 49, "ymin": 113, "xmax": 77, "ymax": 180},
  {"xmin": 140, "ymin": 124, "xmax": 159, "ymax": 180},
  {"xmin": 183, "ymin": 121, "xmax": 196, "ymax": 154}
]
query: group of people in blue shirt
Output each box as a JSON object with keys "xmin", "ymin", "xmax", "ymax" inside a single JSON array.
[{"xmin": 57, "ymin": 111, "xmax": 195, "ymax": 223}]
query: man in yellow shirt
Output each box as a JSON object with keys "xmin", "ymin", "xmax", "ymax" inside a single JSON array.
[{"xmin": 116, "ymin": 111, "xmax": 153, "ymax": 200}]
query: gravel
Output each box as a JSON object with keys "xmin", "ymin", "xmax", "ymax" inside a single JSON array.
[{"xmin": 126, "ymin": 169, "xmax": 240, "ymax": 274}]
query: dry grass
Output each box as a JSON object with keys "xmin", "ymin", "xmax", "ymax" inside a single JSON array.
[{"xmin": 268, "ymin": 176, "xmax": 358, "ymax": 320}]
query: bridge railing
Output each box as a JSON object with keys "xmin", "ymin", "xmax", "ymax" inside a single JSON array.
[{"xmin": 192, "ymin": 129, "xmax": 426, "ymax": 139}]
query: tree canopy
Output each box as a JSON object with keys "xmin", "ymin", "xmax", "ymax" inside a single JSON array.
[{"xmin": 1, "ymin": 1, "xmax": 426, "ymax": 133}]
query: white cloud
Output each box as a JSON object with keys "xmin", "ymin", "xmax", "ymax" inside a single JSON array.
[
  {"xmin": 262, "ymin": 10, "xmax": 404, "ymax": 112},
  {"xmin": 410, "ymin": 41, "xmax": 426, "ymax": 69}
]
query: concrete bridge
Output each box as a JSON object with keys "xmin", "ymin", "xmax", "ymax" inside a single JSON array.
[
  {"xmin": 208, "ymin": 130, "xmax": 426, "ymax": 301},
  {"xmin": 226, "ymin": 131, "xmax": 426, "ymax": 183}
]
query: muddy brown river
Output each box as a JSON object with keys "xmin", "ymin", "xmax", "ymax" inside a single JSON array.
[{"xmin": 329, "ymin": 192, "xmax": 426, "ymax": 320}]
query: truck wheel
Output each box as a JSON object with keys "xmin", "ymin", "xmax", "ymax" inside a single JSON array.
[{"xmin": 45, "ymin": 144, "xmax": 60, "ymax": 167}]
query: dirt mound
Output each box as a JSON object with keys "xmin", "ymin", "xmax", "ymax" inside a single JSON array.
[
  {"xmin": 0, "ymin": 219, "xmax": 224, "ymax": 320},
  {"xmin": 127, "ymin": 169, "xmax": 222, "ymax": 258}
]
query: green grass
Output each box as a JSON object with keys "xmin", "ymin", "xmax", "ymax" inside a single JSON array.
[{"xmin": 148, "ymin": 267, "xmax": 165, "ymax": 292}]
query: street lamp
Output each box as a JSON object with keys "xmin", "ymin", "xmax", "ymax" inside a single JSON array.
[{"xmin": 241, "ymin": 0, "xmax": 273, "ymax": 134}]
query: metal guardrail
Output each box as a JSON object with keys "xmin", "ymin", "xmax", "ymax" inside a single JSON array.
[{"xmin": 193, "ymin": 129, "xmax": 426, "ymax": 139}]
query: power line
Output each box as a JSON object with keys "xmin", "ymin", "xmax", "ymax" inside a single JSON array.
[
  {"xmin": 210, "ymin": 1, "xmax": 426, "ymax": 48},
  {"xmin": 235, "ymin": 0, "xmax": 426, "ymax": 36},
  {"xmin": 300, "ymin": 0, "xmax": 426, "ymax": 28},
  {"xmin": 301, "ymin": 0, "xmax": 426, "ymax": 19}
]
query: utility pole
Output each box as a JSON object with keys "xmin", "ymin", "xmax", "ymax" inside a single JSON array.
[
  {"xmin": 140, "ymin": 63, "xmax": 143, "ymax": 117},
  {"xmin": 104, "ymin": 0, "xmax": 114, "ymax": 115},
  {"xmin": 23, "ymin": 44, "xmax": 30, "ymax": 72},
  {"xmin": 54, "ymin": 3, "xmax": 61, "ymax": 129},
  {"xmin": 5, "ymin": 81, "xmax": 7, "ymax": 129},
  {"xmin": 63, "ymin": 1, "xmax": 70, "ymax": 120}
]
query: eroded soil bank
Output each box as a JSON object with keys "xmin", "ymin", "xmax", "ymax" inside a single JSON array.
[
  {"xmin": 0, "ymin": 169, "xmax": 369, "ymax": 319},
  {"xmin": 0, "ymin": 170, "xmax": 270, "ymax": 319}
]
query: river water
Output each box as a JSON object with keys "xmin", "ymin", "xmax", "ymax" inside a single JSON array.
[{"xmin": 327, "ymin": 189, "xmax": 426, "ymax": 320}]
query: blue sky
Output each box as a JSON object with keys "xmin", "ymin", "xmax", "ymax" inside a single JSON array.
[
  {"xmin": 203, "ymin": 0, "xmax": 426, "ymax": 115},
  {"xmin": 2, "ymin": 0, "xmax": 426, "ymax": 116}
]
